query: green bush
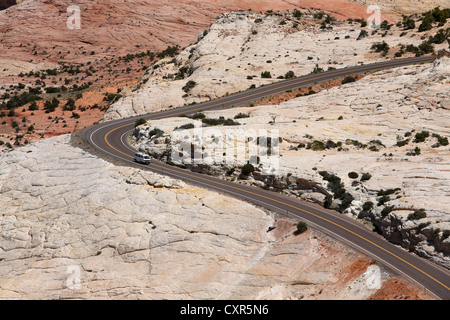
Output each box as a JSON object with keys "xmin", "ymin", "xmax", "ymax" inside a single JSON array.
[
  {"xmin": 357, "ymin": 30, "xmax": 368, "ymax": 40},
  {"xmin": 371, "ymin": 41, "xmax": 390, "ymax": 53},
  {"xmin": 442, "ymin": 230, "xmax": 450, "ymax": 239},
  {"xmin": 310, "ymin": 140, "xmax": 326, "ymax": 151},
  {"xmin": 413, "ymin": 131, "xmax": 429, "ymax": 143},
  {"xmin": 402, "ymin": 15, "xmax": 416, "ymax": 30},
  {"xmin": 174, "ymin": 123, "xmax": 195, "ymax": 131},
  {"xmin": 418, "ymin": 14, "xmax": 433, "ymax": 32},
  {"xmin": 190, "ymin": 112, "xmax": 205, "ymax": 120},
  {"xmin": 135, "ymin": 118, "xmax": 147, "ymax": 128},
  {"xmin": 381, "ymin": 206, "xmax": 394, "ymax": 217},
  {"xmin": 360, "ymin": 173, "xmax": 372, "ymax": 181},
  {"xmin": 348, "ymin": 172, "xmax": 359, "ymax": 179},
  {"xmin": 148, "ymin": 128, "xmax": 164, "ymax": 138},
  {"xmin": 72, "ymin": 112, "xmax": 80, "ymax": 119},
  {"xmin": 396, "ymin": 139, "xmax": 409, "ymax": 147},
  {"xmin": 323, "ymin": 194, "xmax": 333, "ymax": 208},
  {"xmin": 261, "ymin": 71, "xmax": 272, "ymax": 78},
  {"xmin": 418, "ymin": 41, "xmax": 434, "ymax": 54},
  {"xmin": 285, "ymin": 70, "xmax": 295, "ymax": 79},
  {"xmin": 296, "ymin": 221, "xmax": 308, "ymax": 234},
  {"xmin": 182, "ymin": 80, "xmax": 197, "ymax": 93},
  {"xmin": 362, "ymin": 201, "xmax": 374, "ymax": 212},
  {"xmin": 342, "ymin": 76, "xmax": 356, "ymax": 84},
  {"xmin": 234, "ymin": 113, "xmax": 250, "ymax": 119},
  {"xmin": 293, "ymin": 9, "xmax": 302, "ymax": 19}
]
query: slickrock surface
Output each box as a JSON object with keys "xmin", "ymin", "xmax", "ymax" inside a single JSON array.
[
  {"xmin": 0, "ymin": 135, "xmax": 432, "ymax": 299},
  {"xmin": 0, "ymin": 0, "xmax": 384, "ymax": 70},
  {"xmin": 347, "ymin": 0, "xmax": 450, "ymax": 18},
  {"xmin": 133, "ymin": 57, "xmax": 450, "ymax": 269},
  {"xmin": 103, "ymin": 10, "xmax": 446, "ymax": 121}
]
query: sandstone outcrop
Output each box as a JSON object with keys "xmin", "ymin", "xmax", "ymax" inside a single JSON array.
[
  {"xmin": 0, "ymin": 134, "xmax": 428, "ymax": 299},
  {"xmin": 103, "ymin": 9, "xmax": 447, "ymax": 121}
]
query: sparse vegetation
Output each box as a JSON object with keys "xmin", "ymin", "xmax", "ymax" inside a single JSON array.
[
  {"xmin": 407, "ymin": 208, "xmax": 427, "ymax": 220},
  {"xmin": 241, "ymin": 163, "xmax": 255, "ymax": 176},
  {"xmin": 348, "ymin": 172, "xmax": 359, "ymax": 179},
  {"xmin": 261, "ymin": 71, "xmax": 272, "ymax": 79},
  {"xmin": 295, "ymin": 221, "xmax": 308, "ymax": 234},
  {"xmin": 135, "ymin": 118, "xmax": 147, "ymax": 128},
  {"xmin": 182, "ymin": 80, "xmax": 197, "ymax": 93},
  {"xmin": 341, "ymin": 76, "xmax": 356, "ymax": 84}
]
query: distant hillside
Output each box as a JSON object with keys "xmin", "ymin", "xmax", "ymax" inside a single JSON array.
[{"xmin": 0, "ymin": 0, "xmax": 16, "ymax": 10}]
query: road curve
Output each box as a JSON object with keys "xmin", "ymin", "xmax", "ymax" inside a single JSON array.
[{"xmin": 81, "ymin": 55, "xmax": 450, "ymax": 300}]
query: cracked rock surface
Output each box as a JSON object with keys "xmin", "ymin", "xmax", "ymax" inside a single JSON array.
[{"xmin": 0, "ymin": 134, "xmax": 418, "ymax": 299}]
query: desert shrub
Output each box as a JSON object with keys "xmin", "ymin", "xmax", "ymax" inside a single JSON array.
[
  {"xmin": 28, "ymin": 101, "xmax": 39, "ymax": 111},
  {"xmin": 311, "ymin": 64, "xmax": 324, "ymax": 74},
  {"xmin": 428, "ymin": 28, "xmax": 450, "ymax": 44},
  {"xmin": 182, "ymin": 80, "xmax": 197, "ymax": 93},
  {"xmin": 406, "ymin": 147, "xmax": 421, "ymax": 156},
  {"xmin": 371, "ymin": 41, "xmax": 390, "ymax": 53},
  {"xmin": 190, "ymin": 112, "xmax": 206, "ymax": 120},
  {"xmin": 396, "ymin": 139, "xmax": 410, "ymax": 147},
  {"xmin": 418, "ymin": 14, "xmax": 433, "ymax": 32},
  {"xmin": 63, "ymin": 98, "xmax": 75, "ymax": 111},
  {"xmin": 293, "ymin": 9, "xmax": 302, "ymax": 19},
  {"xmin": 357, "ymin": 30, "xmax": 368, "ymax": 40},
  {"xmin": 44, "ymin": 97, "xmax": 60, "ymax": 113},
  {"xmin": 402, "ymin": 15, "xmax": 416, "ymax": 30},
  {"xmin": 407, "ymin": 209, "xmax": 427, "ymax": 220},
  {"xmin": 241, "ymin": 163, "xmax": 255, "ymax": 176},
  {"xmin": 342, "ymin": 76, "xmax": 356, "ymax": 84},
  {"xmin": 296, "ymin": 221, "xmax": 308, "ymax": 234},
  {"xmin": 226, "ymin": 167, "xmax": 235, "ymax": 176},
  {"xmin": 381, "ymin": 206, "xmax": 394, "ymax": 217},
  {"xmin": 380, "ymin": 20, "xmax": 392, "ymax": 30},
  {"xmin": 44, "ymin": 87, "xmax": 61, "ymax": 94},
  {"xmin": 360, "ymin": 173, "xmax": 372, "ymax": 181},
  {"xmin": 362, "ymin": 201, "xmax": 374, "ymax": 212},
  {"xmin": 174, "ymin": 123, "xmax": 195, "ymax": 131},
  {"xmin": 234, "ymin": 113, "xmax": 250, "ymax": 119},
  {"xmin": 348, "ymin": 172, "xmax": 359, "ymax": 179},
  {"xmin": 202, "ymin": 117, "xmax": 239, "ymax": 126},
  {"xmin": 148, "ymin": 128, "xmax": 164, "ymax": 138},
  {"xmin": 340, "ymin": 192, "xmax": 355, "ymax": 209},
  {"xmin": 377, "ymin": 195, "xmax": 390, "ymax": 206},
  {"xmin": 442, "ymin": 230, "xmax": 450, "ymax": 239},
  {"xmin": 261, "ymin": 71, "xmax": 272, "ymax": 78},
  {"xmin": 134, "ymin": 118, "xmax": 147, "ymax": 128},
  {"xmin": 323, "ymin": 194, "xmax": 333, "ymax": 208},
  {"xmin": 71, "ymin": 112, "xmax": 80, "ymax": 119},
  {"xmin": 285, "ymin": 70, "xmax": 295, "ymax": 79},
  {"xmin": 413, "ymin": 131, "xmax": 429, "ymax": 143},
  {"xmin": 418, "ymin": 41, "xmax": 434, "ymax": 54},
  {"xmin": 310, "ymin": 140, "xmax": 326, "ymax": 151},
  {"xmin": 377, "ymin": 188, "xmax": 401, "ymax": 196},
  {"xmin": 325, "ymin": 140, "xmax": 337, "ymax": 149},
  {"xmin": 433, "ymin": 134, "xmax": 449, "ymax": 146},
  {"xmin": 157, "ymin": 45, "xmax": 179, "ymax": 58}
]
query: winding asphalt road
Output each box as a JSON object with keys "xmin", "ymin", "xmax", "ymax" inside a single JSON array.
[{"xmin": 81, "ymin": 55, "xmax": 450, "ymax": 300}]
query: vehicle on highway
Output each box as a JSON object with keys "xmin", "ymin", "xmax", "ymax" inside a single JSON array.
[{"xmin": 134, "ymin": 152, "xmax": 151, "ymax": 165}]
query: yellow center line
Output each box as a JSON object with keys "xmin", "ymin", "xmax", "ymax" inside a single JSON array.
[{"xmin": 102, "ymin": 57, "xmax": 448, "ymax": 292}]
